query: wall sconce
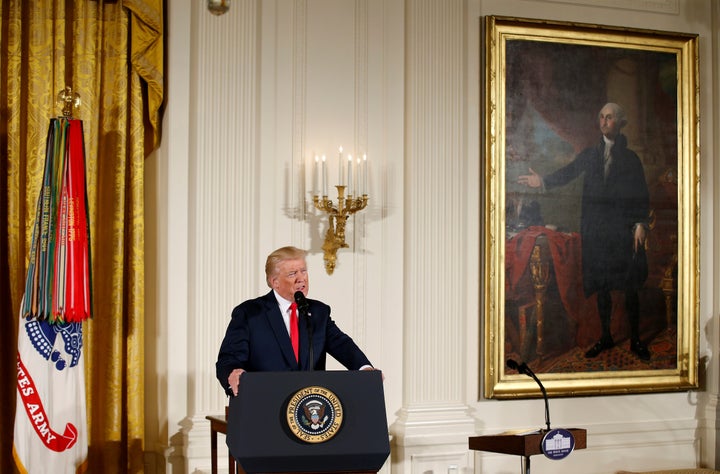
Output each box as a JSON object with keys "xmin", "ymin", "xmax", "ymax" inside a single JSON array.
[
  {"xmin": 207, "ymin": 0, "xmax": 230, "ymax": 15},
  {"xmin": 312, "ymin": 147, "xmax": 369, "ymax": 275}
]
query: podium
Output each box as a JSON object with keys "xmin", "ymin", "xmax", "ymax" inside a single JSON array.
[
  {"xmin": 227, "ymin": 370, "xmax": 390, "ymax": 474},
  {"xmin": 469, "ymin": 428, "xmax": 587, "ymax": 474}
]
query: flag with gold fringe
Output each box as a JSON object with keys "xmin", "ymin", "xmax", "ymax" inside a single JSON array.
[{"xmin": 13, "ymin": 110, "xmax": 91, "ymax": 473}]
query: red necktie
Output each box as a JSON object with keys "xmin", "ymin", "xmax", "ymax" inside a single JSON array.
[{"xmin": 290, "ymin": 302, "xmax": 299, "ymax": 362}]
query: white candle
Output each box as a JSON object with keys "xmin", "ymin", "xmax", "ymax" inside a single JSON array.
[
  {"xmin": 338, "ymin": 146, "xmax": 343, "ymax": 185},
  {"xmin": 322, "ymin": 155, "xmax": 327, "ymax": 196},
  {"xmin": 314, "ymin": 155, "xmax": 320, "ymax": 196},
  {"xmin": 356, "ymin": 156, "xmax": 361, "ymax": 195},
  {"xmin": 347, "ymin": 155, "xmax": 353, "ymax": 195},
  {"xmin": 363, "ymin": 154, "xmax": 367, "ymax": 195}
]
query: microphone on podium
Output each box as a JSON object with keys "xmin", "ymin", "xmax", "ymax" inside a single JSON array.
[{"xmin": 507, "ymin": 358, "xmax": 551, "ymax": 431}]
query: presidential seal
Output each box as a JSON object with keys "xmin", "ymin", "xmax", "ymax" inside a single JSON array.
[{"xmin": 286, "ymin": 385, "xmax": 343, "ymax": 443}]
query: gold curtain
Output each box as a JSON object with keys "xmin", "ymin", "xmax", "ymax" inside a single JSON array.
[{"xmin": 0, "ymin": 0, "xmax": 163, "ymax": 472}]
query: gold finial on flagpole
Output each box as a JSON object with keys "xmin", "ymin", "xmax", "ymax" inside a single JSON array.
[{"xmin": 57, "ymin": 87, "xmax": 81, "ymax": 118}]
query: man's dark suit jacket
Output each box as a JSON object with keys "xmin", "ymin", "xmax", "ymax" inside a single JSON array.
[
  {"xmin": 543, "ymin": 134, "xmax": 649, "ymax": 296},
  {"xmin": 216, "ymin": 290, "xmax": 372, "ymax": 396}
]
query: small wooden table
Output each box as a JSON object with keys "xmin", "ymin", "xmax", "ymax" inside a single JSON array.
[
  {"xmin": 206, "ymin": 414, "xmax": 238, "ymax": 474},
  {"xmin": 469, "ymin": 428, "xmax": 587, "ymax": 474}
]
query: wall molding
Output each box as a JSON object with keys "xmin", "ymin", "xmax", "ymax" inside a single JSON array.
[{"xmin": 537, "ymin": 0, "xmax": 679, "ymax": 14}]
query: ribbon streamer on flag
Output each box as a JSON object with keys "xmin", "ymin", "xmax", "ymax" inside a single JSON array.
[
  {"xmin": 14, "ymin": 88, "xmax": 91, "ymax": 474},
  {"xmin": 20, "ymin": 115, "xmax": 92, "ymax": 323}
]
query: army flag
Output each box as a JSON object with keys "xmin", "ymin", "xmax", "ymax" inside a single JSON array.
[{"xmin": 13, "ymin": 118, "xmax": 91, "ymax": 473}]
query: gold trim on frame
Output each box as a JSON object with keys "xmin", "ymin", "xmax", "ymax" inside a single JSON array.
[{"xmin": 482, "ymin": 16, "xmax": 699, "ymax": 399}]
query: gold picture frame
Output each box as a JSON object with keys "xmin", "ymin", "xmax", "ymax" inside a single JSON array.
[{"xmin": 482, "ymin": 16, "xmax": 699, "ymax": 398}]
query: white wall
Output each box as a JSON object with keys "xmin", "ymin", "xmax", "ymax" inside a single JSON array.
[{"xmin": 145, "ymin": 0, "xmax": 719, "ymax": 473}]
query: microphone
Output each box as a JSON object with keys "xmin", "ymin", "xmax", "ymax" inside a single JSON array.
[
  {"xmin": 294, "ymin": 291, "xmax": 309, "ymax": 315},
  {"xmin": 294, "ymin": 291, "xmax": 313, "ymax": 371},
  {"xmin": 507, "ymin": 359, "xmax": 551, "ymax": 431},
  {"xmin": 506, "ymin": 358, "xmax": 525, "ymax": 374}
]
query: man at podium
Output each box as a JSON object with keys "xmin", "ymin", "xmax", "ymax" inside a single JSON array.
[{"xmin": 216, "ymin": 246, "xmax": 377, "ymax": 397}]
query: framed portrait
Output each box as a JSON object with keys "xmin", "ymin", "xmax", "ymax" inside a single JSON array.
[{"xmin": 482, "ymin": 16, "xmax": 699, "ymax": 398}]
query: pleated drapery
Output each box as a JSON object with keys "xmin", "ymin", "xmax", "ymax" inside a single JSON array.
[{"xmin": 1, "ymin": 1, "xmax": 164, "ymax": 472}]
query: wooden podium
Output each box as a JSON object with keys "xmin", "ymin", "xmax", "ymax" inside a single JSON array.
[{"xmin": 469, "ymin": 428, "xmax": 587, "ymax": 474}]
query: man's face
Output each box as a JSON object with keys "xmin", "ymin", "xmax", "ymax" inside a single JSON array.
[
  {"xmin": 598, "ymin": 105, "xmax": 622, "ymax": 139},
  {"xmin": 271, "ymin": 258, "xmax": 309, "ymax": 301}
]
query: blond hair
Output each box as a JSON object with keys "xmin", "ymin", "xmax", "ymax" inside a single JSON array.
[{"xmin": 265, "ymin": 246, "xmax": 308, "ymax": 287}]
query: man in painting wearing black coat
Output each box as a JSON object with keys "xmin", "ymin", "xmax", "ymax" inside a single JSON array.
[{"xmin": 518, "ymin": 102, "xmax": 651, "ymax": 360}]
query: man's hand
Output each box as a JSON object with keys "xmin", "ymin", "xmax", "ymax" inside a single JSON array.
[
  {"xmin": 228, "ymin": 368, "xmax": 246, "ymax": 397},
  {"xmin": 517, "ymin": 168, "xmax": 542, "ymax": 188},
  {"xmin": 633, "ymin": 224, "xmax": 647, "ymax": 252},
  {"xmin": 361, "ymin": 366, "xmax": 385, "ymax": 381}
]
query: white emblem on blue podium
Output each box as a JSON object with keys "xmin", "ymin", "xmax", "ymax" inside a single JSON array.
[{"xmin": 541, "ymin": 428, "xmax": 575, "ymax": 460}]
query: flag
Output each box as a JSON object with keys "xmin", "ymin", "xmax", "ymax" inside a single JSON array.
[{"xmin": 13, "ymin": 118, "xmax": 91, "ymax": 473}]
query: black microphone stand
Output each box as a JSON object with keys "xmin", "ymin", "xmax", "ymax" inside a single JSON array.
[
  {"xmin": 304, "ymin": 311, "xmax": 314, "ymax": 371},
  {"xmin": 525, "ymin": 368, "xmax": 551, "ymax": 432},
  {"xmin": 507, "ymin": 359, "xmax": 550, "ymax": 474},
  {"xmin": 507, "ymin": 359, "xmax": 551, "ymax": 431},
  {"xmin": 294, "ymin": 291, "xmax": 313, "ymax": 371}
]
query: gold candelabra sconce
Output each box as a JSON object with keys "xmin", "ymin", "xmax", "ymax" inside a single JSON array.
[{"xmin": 312, "ymin": 147, "xmax": 369, "ymax": 275}]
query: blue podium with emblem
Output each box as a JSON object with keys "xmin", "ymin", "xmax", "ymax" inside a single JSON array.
[{"xmin": 227, "ymin": 370, "xmax": 390, "ymax": 474}]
